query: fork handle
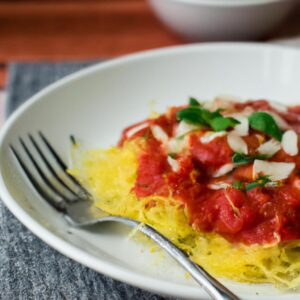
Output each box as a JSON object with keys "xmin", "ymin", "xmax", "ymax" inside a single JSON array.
[
  {"xmin": 81, "ymin": 216, "xmax": 241, "ymax": 300},
  {"xmin": 137, "ymin": 223, "xmax": 241, "ymax": 300}
]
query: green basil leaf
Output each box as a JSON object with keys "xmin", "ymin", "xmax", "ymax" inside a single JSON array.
[
  {"xmin": 232, "ymin": 181, "xmax": 244, "ymax": 191},
  {"xmin": 209, "ymin": 117, "xmax": 240, "ymax": 132},
  {"xmin": 201, "ymin": 109, "xmax": 215, "ymax": 123},
  {"xmin": 245, "ymin": 182, "xmax": 260, "ymax": 191},
  {"xmin": 246, "ymin": 174, "xmax": 271, "ymax": 191},
  {"xmin": 232, "ymin": 153, "xmax": 270, "ymax": 166},
  {"xmin": 189, "ymin": 97, "xmax": 201, "ymax": 107},
  {"xmin": 232, "ymin": 153, "xmax": 254, "ymax": 165},
  {"xmin": 201, "ymin": 108, "xmax": 222, "ymax": 123},
  {"xmin": 168, "ymin": 153, "xmax": 177, "ymax": 159},
  {"xmin": 249, "ymin": 112, "xmax": 282, "ymax": 141},
  {"xmin": 177, "ymin": 104, "xmax": 239, "ymax": 132},
  {"xmin": 176, "ymin": 107, "xmax": 207, "ymax": 125}
]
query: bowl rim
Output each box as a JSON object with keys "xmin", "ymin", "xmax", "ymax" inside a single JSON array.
[
  {"xmin": 154, "ymin": 0, "xmax": 293, "ymax": 7},
  {"xmin": 1, "ymin": 42, "xmax": 300, "ymax": 299}
]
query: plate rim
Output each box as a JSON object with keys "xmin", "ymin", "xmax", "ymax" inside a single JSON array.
[{"xmin": 1, "ymin": 42, "xmax": 300, "ymax": 299}]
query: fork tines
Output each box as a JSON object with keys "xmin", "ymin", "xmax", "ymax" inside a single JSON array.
[{"xmin": 10, "ymin": 132, "xmax": 88, "ymax": 213}]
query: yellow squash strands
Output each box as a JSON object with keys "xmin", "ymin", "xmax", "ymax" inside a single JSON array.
[{"xmin": 70, "ymin": 140, "xmax": 300, "ymax": 289}]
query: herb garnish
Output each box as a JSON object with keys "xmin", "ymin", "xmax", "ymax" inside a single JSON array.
[
  {"xmin": 249, "ymin": 112, "xmax": 282, "ymax": 141},
  {"xmin": 232, "ymin": 181, "xmax": 244, "ymax": 190},
  {"xmin": 176, "ymin": 105, "xmax": 240, "ymax": 132},
  {"xmin": 232, "ymin": 175, "xmax": 272, "ymax": 192},
  {"xmin": 177, "ymin": 107, "xmax": 206, "ymax": 125},
  {"xmin": 232, "ymin": 153, "xmax": 270, "ymax": 166},
  {"xmin": 168, "ymin": 153, "xmax": 177, "ymax": 159},
  {"xmin": 189, "ymin": 97, "xmax": 201, "ymax": 107},
  {"xmin": 210, "ymin": 116, "xmax": 240, "ymax": 132},
  {"xmin": 245, "ymin": 174, "xmax": 271, "ymax": 191}
]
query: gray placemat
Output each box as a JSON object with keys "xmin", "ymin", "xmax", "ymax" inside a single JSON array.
[{"xmin": 1, "ymin": 62, "xmax": 175, "ymax": 300}]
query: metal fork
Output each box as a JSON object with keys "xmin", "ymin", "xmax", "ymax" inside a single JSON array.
[{"xmin": 10, "ymin": 132, "xmax": 240, "ymax": 300}]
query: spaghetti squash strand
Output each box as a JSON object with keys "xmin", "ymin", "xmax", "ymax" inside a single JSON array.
[{"xmin": 70, "ymin": 139, "xmax": 300, "ymax": 289}]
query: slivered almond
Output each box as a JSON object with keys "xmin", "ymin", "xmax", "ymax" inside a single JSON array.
[
  {"xmin": 257, "ymin": 139, "xmax": 281, "ymax": 156},
  {"xmin": 282, "ymin": 130, "xmax": 298, "ymax": 156},
  {"xmin": 213, "ymin": 163, "xmax": 235, "ymax": 178},
  {"xmin": 253, "ymin": 160, "xmax": 295, "ymax": 181},
  {"xmin": 200, "ymin": 131, "xmax": 227, "ymax": 144},
  {"xmin": 227, "ymin": 113, "xmax": 249, "ymax": 136},
  {"xmin": 167, "ymin": 156, "xmax": 180, "ymax": 172},
  {"xmin": 175, "ymin": 121, "xmax": 199, "ymax": 138},
  {"xmin": 269, "ymin": 102, "xmax": 287, "ymax": 113},
  {"xmin": 126, "ymin": 123, "xmax": 149, "ymax": 138},
  {"xmin": 167, "ymin": 137, "xmax": 187, "ymax": 153},
  {"xmin": 203, "ymin": 96, "xmax": 238, "ymax": 111},
  {"xmin": 151, "ymin": 125, "xmax": 169, "ymax": 145},
  {"xmin": 241, "ymin": 106, "xmax": 255, "ymax": 117},
  {"xmin": 227, "ymin": 133, "xmax": 248, "ymax": 154},
  {"xmin": 208, "ymin": 182, "xmax": 231, "ymax": 190}
]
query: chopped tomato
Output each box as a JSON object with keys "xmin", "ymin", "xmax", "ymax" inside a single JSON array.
[
  {"xmin": 152, "ymin": 115, "xmax": 174, "ymax": 137},
  {"xmin": 134, "ymin": 138, "xmax": 169, "ymax": 197},
  {"xmin": 190, "ymin": 134, "xmax": 232, "ymax": 169},
  {"xmin": 190, "ymin": 188, "xmax": 255, "ymax": 239},
  {"xmin": 288, "ymin": 106, "xmax": 300, "ymax": 115},
  {"xmin": 122, "ymin": 99, "xmax": 300, "ymax": 245},
  {"xmin": 243, "ymin": 135, "xmax": 260, "ymax": 155},
  {"xmin": 234, "ymin": 100, "xmax": 271, "ymax": 111},
  {"xmin": 233, "ymin": 165, "xmax": 253, "ymax": 181},
  {"xmin": 168, "ymin": 156, "xmax": 203, "ymax": 201},
  {"xmin": 166, "ymin": 106, "xmax": 185, "ymax": 130}
]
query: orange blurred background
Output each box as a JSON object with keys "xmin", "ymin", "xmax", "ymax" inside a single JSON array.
[
  {"xmin": 0, "ymin": 0, "xmax": 182, "ymax": 61},
  {"xmin": 0, "ymin": 0, "xmax": 186, "ymax": 87},
  {"xmin": 0, "ymin": 0, "xmax": 300, "ymax": 88}
]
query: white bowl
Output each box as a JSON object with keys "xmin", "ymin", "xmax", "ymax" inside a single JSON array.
[
  {"xmin": 148, "ymin": 0, "xmax": 295, "ymax": 41},
  {"xmin": 1, "ymin": 43, "xmax": 300, "ymax": 300}
]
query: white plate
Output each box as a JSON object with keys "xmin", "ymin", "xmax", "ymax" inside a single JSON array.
[{"xmin": 0, "ymin": 43, "xmax": 300, "ymax": 300}]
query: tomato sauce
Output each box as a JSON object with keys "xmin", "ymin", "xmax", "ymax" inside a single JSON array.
[
  {"xmin": 120, "ymin": 102, "xmax": 300, "ymax": 245},
  {"xmin": 134, "ymin": 137, "xmax": 170, "ymax": 197}
]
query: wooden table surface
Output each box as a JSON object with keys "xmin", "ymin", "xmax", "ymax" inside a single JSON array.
[
  {"xmin": 1, "ymin": 1, "xmax": 300, "ymax": 89},
  {"xmin": 0, "ymin": 0, "xmax": 183, "ymax": 87}
]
